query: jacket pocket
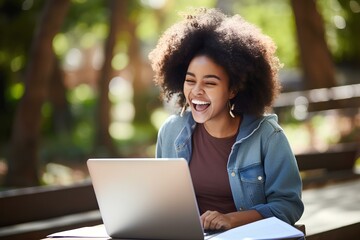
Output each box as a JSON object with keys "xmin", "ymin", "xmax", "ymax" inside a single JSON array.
[{"xmin": 239, "ymin": 163, "xmax": 266, "ymax": 205}]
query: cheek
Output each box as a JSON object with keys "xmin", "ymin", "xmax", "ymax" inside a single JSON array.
[
  {"xmin": 209, "ymin": 89, "xmax": 229, "ymax": 101},
  {"xmin": 183, "ymin": 85, "xmax": 190, "ymax": 99}
]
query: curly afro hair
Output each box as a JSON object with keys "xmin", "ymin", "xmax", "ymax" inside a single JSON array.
[{"xmin": 148, "ymin": 8, "xmax": 282, "ymax": 116}]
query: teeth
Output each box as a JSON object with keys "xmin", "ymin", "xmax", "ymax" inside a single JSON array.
[{"xmin": 192, "ymin": 99, "xmax": 210, "ymax": 105}]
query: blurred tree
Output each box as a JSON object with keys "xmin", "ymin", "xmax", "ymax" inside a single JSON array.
[
  {"xmin": 0, "ymin": 0, "xmax": 44, "ymax": 143},
  {"xmin": 49, "ymin": 58, "xmax": 72, "ymax": 134},
  {"xmin": 234, "ymin": 0, "xmax": 298, "ymax": 69},
  {"xmin": 128, "ymin": 2, "xmax": 158, "ymax": 126},
  {"xmin": 336, "ymin": 0, "xmax": 360, "ymax": 67},
  {"xmin": 1, "ymin": 0, "xmax": 358, "ymax": 187},
  {"xmin": 5, "ymin": 0, "xmax": 70, "ymax": 187},
  {"xmin": 291, "ymin": 0, "xmax": 336, "ymax": 89},
  {"xmin": 94, "ymin": 0, "xmax": 125, "ymax": 156},
  {"xmin": 129, "ymin": 10, "xmax": 149, "ymax": 125}
]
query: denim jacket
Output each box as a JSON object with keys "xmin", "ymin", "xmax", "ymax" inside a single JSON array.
[{"xmin": 156, "ymin": 111, "xmax": 304, "ymax": 225}]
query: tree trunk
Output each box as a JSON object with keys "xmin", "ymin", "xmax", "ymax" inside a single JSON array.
[
  {"xmin": 94, "ymin": 0, "xmax": 125, "ymax": 156},
  {"xmin": 49, "ymin": 57, "xmax": 72, "ymax": 134},
  {"xmin": 128, "ymin": 22, "xmax": 149, "ymax": 124},
  {"xmin": 127, "ymin": 9, "xmax": 162, "ymax": 126},
  {"xmin": 5, "ymin": 0, "xmax": 70, "ymax": 187},
  {"xmin": 291, "ymin": 0, "xmax": 336, "ymax": 89},
  {"xmin": 337, "ymin": 1, "xmax": 360, "ymax": 68}
]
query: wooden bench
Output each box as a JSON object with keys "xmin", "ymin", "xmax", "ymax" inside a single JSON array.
[
  {"xmin": 0, "ymin": 180, "xmax": 101, "ymax": 240},
  {"xmin": 0, "ymin": 143, "xmax": 358, "ymax": 240},
  {"xmin": 274, "ymin": 83, "xmax": 360, "ymax": 113},
  {"xmin": 306, "ymin": 222, "xmax": 360, "ymax": 240},
  {"xmin": 295, "ymin": 143, "xmax": 360, "ymax": 189},
  {"xmin": 272, "ymin": 84, "xmax": 360, "ymax": 188},
  {"xmin": 294, "ymin": 140, "xmax": 360, "ymax": 239},
  {"xmin": 300, "ymin": 178, "xmax": 360, "ymax": 240}
]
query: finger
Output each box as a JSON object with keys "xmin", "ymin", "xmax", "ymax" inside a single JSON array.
[
  {"xmin": 215, "ymin": 218, "xmax": 232, "ymax": 230},
  {"xmin": 202, "ymin": 211, "xmax": 219, "ymax": 229},
  {"xmin": 207, "ymin": 212, "xmax": 223, "ymax": 230},
  {"xmin": 209, "ymin": 214, "xmax": 223, "ymax": 230},
  {"xmin": 215, "ymin": 219, "xmax": 228, "ymax": 230},
  {"xmin": 200, "ymin": 210, "xmax": 211, "ymax": 228},
  {"xmin": 207, "ymin": 213, "xmax": 230, "ymax": 230}
]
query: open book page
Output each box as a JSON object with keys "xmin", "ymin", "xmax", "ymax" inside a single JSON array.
[
  {"xmin": 208, "ymin": 217, "xmax": 304, "ymax": 240},
  {"xmin": 47, "ymin": 217, "xmax": 303, "ymax": 239}
]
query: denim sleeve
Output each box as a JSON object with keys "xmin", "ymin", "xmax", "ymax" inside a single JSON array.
[
  {"xmin": 155, "ymin": 114, "xmax": 179, "ymax": 158},
  {"xmin": 155, "ymin": 131, "xmax": 162, "ymax": 158},
  {"xmin": 155, "ymin": 118, "xmax": 167, "ymax": 158},
  {"xmin": 251, "ymin": 130, "xmax": 304, "ymax": 225}
]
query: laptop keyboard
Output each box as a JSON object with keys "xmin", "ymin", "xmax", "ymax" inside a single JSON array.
[{"xmin": 204, "ymin": 229, "xmax": 224, "ymax": 239}]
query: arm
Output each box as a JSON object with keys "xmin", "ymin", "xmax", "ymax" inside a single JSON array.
[
  {"xmin": 155, "ymin": 127, "xmax": 163, "ymax": 158},
  {"xmin": 252, "ymin": 129, "xmax": 304, "ymax": 224}
]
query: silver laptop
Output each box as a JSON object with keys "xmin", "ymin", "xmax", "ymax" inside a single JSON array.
[{"xmin": 87, "ymin": 158, "xmax": 207, "ymax": 240}]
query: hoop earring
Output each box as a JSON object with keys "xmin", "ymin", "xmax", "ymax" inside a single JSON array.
[
  {"xmin": 229, "ymin": 102, "xmax": 235, "ymax": 118},
  {"xmin": 180, "ymin": 104, "xmax": 187, "ymax": 117}
]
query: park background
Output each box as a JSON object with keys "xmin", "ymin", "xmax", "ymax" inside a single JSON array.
[{"xmin": 0, "ymin": 0, "xmax": 359, "ymax": 189}]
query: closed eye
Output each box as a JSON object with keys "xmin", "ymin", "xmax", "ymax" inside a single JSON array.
[
  {"xmin": 185, "ymin": 79, "xmax": 196, "ymax": 84},
  {"xmin": 205, "ymin": 82, "xmax": 217, "ymax": 86}
]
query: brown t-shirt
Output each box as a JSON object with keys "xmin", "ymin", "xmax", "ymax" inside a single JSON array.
[{"xmin": 189, "ymin": 124, "xmax": 238, "ymax": 215}]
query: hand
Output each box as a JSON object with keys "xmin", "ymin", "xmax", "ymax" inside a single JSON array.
[{"xmin": 200, "ymin": 210, "xmax": 233, "ymax": 231}]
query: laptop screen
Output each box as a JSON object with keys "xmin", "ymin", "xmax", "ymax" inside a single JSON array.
[{"xmin": 87, "ymin": 158, "xmax": 205, "ymax": 240}]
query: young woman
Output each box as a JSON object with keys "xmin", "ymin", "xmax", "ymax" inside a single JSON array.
[{"xmin": 148, "ymin": 8, "xmax": 304, "ymax": 231}]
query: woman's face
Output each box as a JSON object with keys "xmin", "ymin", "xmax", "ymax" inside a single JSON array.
[{"xmin": 183, "ymin": 55, "xmax": 235, "ymax": 124}]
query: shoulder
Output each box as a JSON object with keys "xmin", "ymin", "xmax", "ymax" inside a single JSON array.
[
  {"xmin": 240, "ymin": 113, "xmax": 282, "ymax": 135},
  {"xmin": 160, "ymin": 112, "xmax": 189, "ymax": 130},
  {"xmin": 258, "ymin": 115, "xmax": 292, "ymax": 152},
  {"xmin": 259, "ymin": 114, "xmax": 283, "ymax": 132},
  {"xmin": 158, "ymin": 111, "xmax": 194, "ymax": 136}
]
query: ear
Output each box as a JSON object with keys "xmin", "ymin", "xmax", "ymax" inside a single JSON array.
[{"xmin": 229, "ymin": 88, "xmax": 238, "ymax": 100}]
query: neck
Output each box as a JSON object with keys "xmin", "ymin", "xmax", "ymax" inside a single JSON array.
[{"xmin": 203, "ymin": 115, "xmax": 241, "ymax": 138}]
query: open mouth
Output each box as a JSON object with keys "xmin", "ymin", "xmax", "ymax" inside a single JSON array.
[{"xmin": 191, "ymin": 99, "xmax": 210, "ymax": 111}]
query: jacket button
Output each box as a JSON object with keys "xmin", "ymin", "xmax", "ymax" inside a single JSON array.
[
  {"xmin": 239, "ymin": 207, "xmax": 243, "ymax": 211},
  {"xmin": 231, "ymin": 172, "xmax": 236, "ymax": 177},
  {"xmin": 258, "ymin": 176, "xmax": 263, "ymax": 181}
]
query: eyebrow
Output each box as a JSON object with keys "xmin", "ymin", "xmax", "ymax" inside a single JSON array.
[{"xmin": 186, "ymin": 72, "xmax": 221, "ymax": 81}]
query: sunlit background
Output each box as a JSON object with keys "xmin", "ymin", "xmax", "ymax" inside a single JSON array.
[{"xmin": 0, "ymin": 0, "xmax": 359, "ymax": 187}]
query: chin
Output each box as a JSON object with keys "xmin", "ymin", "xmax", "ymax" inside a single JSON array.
[{"xmin": 191, "ymin": 112, "xmax": 210, "ymax": 124}]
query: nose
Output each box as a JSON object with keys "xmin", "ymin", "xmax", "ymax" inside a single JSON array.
[{"xmin": 192, "ymin": 84, "xmax": 204, "ymax": 96}]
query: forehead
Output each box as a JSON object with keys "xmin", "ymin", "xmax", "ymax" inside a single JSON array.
[
  {"xmin": 187, "ymin": 55, "xmax": 226, "ymax": 73},
  {"xmin": 186, "ymin": 55, "xmax": 230, "ymax": 88}
]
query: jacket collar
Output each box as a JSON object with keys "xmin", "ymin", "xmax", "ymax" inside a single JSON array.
[
  {"xmin": 174, "ymin": 112, "xmax": 277, "ymax": 148},
  {"xmin": 237, "ymin": 114, "xmax": 277, "ymax": 142}
]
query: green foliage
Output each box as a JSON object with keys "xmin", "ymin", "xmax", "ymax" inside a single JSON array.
[
  {"xmin": 52, "ymin": 0, "xmax": 109, "ymax": 64},
  {"xmin": 40, "ymin": 85, "xmax": 97, "ymax": 164},
  {"xmin": 234, "ymin": 0, "xmax": 298, "ymax": 68},
  {"xmin": 114, "ymin": 122, "xmax": 158, "ymax": 157},
  {"xmin": 7, "ymin": 82, "xmax": 24, "ymax": 100},
  {"xmin": 1, "ymin": 0, "xmax": 359, "ymax": 187},
  {"xmin": 0, "ymin": 0, "xmax": 44, "ymax": 143},
  {"xmin": 318, "ymin": 0, "xmax": 360, "ymax": 66},
  {"xmin": 64, "ymin": 0, "xmax": 108, "ymax": 31},
  {"xmin": 0, "ymin": 0, "xmax": 44, "ymax": 71}
]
